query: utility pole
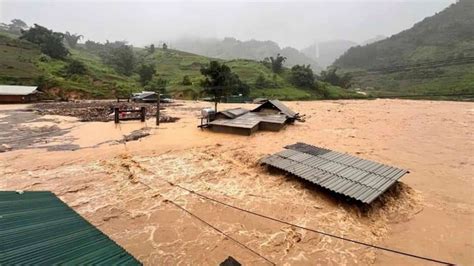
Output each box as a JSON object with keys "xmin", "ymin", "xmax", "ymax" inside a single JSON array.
[{"xmin": 156, "ymin": 92, "xmax": 160, "ymax": 126}]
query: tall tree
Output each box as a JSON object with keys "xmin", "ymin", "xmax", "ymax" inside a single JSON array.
[
  {"xmin": 137, "ymin": 63, "xmax": 155, "ymax": 86},
  {"xmin": 267, "ymin": 53, "xmax": 286, "ymax": 73},
  {"xmin": 20, "ymin": 24, "xmax": 69, "ymax": 59},
  {"xmin": 147, "ymin": 44, "xmax": 155, "ymax": 54},
  {"xmin": 64, "ymin": 32, "xmax": 83, "ymax": 48},
  {"xmin": 200, "ymin": 61, "xmax": 248, "ymax": 111},
  {"xmin": 100, "ymin": 43, "xmax": 136, "ymax": 76}
]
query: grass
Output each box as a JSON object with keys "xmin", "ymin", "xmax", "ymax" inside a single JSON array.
[{"xmin": 0, "ymin": 33, "xmax": 358, "ymax": 100}]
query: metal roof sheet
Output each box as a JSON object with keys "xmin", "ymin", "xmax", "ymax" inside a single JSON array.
[
  {"xmin": 252, "ymin": 100, "xmax": 297, "ymax": 118},
  {"xmin": 0, "ymin": 191, "xmax": 141, "ymax": 265},
  {"xmin": 261, "ymin": 143, "xmax": 409, "ymax": 203},
  {"xmin": 219, "ymin": 108, "xmax": 250, "ymax": 119},
  {"xmin": 0, "ymin": 85, "xmax": 38, "ymax": 96}
]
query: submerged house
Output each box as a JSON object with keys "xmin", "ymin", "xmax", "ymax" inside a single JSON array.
[
  {"xmin": 206, "ymin": 100, "xmax": 299, "ymax": 135},
  {"xmin": 0, "ymin": 85, "xmax": 40, "ymax": 103}
]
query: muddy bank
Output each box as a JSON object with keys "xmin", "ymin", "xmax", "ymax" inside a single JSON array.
[{"xmin": 33, "ymin": 101, "xmax": 180, "ymax": 122}]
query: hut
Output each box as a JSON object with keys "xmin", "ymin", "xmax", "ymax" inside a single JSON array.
[
  {"xmin": 0, "ymin": 85, "xmax": 40, "ymax": 103},
  {"xmin": 206, "ymin": 100, "xmax": 299, "ymax": 135}
]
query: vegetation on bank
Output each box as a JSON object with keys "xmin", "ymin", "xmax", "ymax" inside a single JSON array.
[{"xmin": 0, "ymin": 20, "xmax": 361, "ymax": 101}]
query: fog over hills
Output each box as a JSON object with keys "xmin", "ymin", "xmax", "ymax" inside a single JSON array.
[{"xmin": 173, "ymin": 37, "xmax": 322, "ymax": 71}]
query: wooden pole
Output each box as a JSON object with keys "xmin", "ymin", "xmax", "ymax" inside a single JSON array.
[
  {"xmin": 156, "ymin": 93, "xmax": 160, "ymax": 126},
  {"xmin": 114, "ymin": 107, "xmax": 119, "ymax": 124}
]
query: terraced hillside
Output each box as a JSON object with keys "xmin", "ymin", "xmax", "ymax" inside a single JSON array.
[{"xmin": 0, "ymin": 33, "xmax": 358, "ymax": 100}]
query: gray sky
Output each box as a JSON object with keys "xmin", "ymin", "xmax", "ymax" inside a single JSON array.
[{"xmin": 0, "ymin": 0, "xmax": 456, "ymax": 49}]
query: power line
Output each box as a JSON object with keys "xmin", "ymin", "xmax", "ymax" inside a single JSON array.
[
  {"xmin": 165, "ymin": 199, "xmax": 276, "ymax": 266},
  {"xmin": 161, "ymin": 180, "xmax": 454, "ymax": 265}
]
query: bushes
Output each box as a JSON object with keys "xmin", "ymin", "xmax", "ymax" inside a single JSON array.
[
  {"xmin": 63, "ymin": 59, "xmax": 87, "ymax": 76},
  {"xmin": 289, "ymin": 64, "xmax": 315, "ymax": 88},
  {"xmin": 182, "ymin": 75, "xmax": 192, "ymax": 85}
]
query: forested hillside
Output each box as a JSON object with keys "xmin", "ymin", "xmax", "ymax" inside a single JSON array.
[
  {"xmin": 333, "ymin": 0, "xmax": 474, "ymax": 98},
  {"xmin": 0, "ymin": 24, "xmax": 358, "ymax": 101}
]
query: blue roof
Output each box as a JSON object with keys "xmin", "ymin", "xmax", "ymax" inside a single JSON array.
[{"xmin": 0, "ymin": 191, "xmax": 141, "ymax": 265}]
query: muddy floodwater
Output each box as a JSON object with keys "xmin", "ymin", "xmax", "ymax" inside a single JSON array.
[{"xmin": 1, "ymin": 99, "xmax": 473, "ymax": 265}]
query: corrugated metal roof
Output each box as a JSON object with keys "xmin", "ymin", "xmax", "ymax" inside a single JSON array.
[
  {"xmin": 261, "ymin": 143, "xmax": 409, "ymax": 203},
  {"xmin": 0, "ymin": 191, "xmax": 141, "ymax": 265},
  {"xmin": 252, "ymin": 100, "xmax": 297, "ymax": 118},
  {"xmin": 210, "ymin": 112, "xmax": 287, "ymax": 129},
  {"xmin": 0, "ymin": 85, "xmax": 38, "ymax": 96},
  {"xmin": 219, "ymin": 108, "xmax": 250, "ymax": 119}
]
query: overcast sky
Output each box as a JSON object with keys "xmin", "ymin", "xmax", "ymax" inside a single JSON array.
[{"xmin": 0, "ymin": 0, "xmax": 456, "ymax": 49}]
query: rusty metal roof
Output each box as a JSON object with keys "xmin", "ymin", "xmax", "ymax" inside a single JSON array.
[
  {"xmin": 261, "ymin": 143, "xmax": 409, "ymax": 203},
  {"xmin": 0, "ymin": 191, "xmax": 140, "ymax": 265}
]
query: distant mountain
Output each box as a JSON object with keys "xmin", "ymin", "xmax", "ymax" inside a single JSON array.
[
  {"xmin": 334, "ymin": 0, "xmax": 474, "ymax": 69},
  {"xmin": 301, "ymin": 40, "xmax": 357, "ymax": 68},
  {"xmin": 360, "ymin": 35, "xmax": 386, "ymax": 46},
  {"xmin": 332, "ymin": 0, "xmax": 474, "ymax": 98},
  {"xmin": 172, "ymin": 37, "xmax": 322, "ymax": 71}
]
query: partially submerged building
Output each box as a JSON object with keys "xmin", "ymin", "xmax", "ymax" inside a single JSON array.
[
  {"xmin": 203, "ymin": 100, "xmax": 300, "ymax": 135},
  {"xmin": 0, "ymin": 85, "xmax": 40, "ymax": 103}
]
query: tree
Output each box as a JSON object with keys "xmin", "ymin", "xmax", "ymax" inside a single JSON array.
[
  {"xmin": 319, "ymin": 67, "xmax": 352, "ymax": 88},
  {"xmin": 255, "ymin": 74, "xmax": 267, "ymax": 88},
  {"xmin": 63, "ymin": 59, "xmax": 87, "ymax": 76},
  {"xmin": 147, "ymin": 44, "xmax": 155, "ymax": 54},
  {"xmin": 137, "ymin": 63, "xmax": 155, "ymax": 86},
  {"xmin": 263, "ymin": 53, "xmax": 286, "ymax": 73},
  {"xmin": 64, "ymin": 32, "xmax": 83, "ymax": 48},
  {"xmin": 200, "ymin": 61, "xmax": 248, "ymax": 111},
  {"xmin": 144, "ymin": 76, "xmax": 168, "ymax": 93},
  {"xmin": 182, "ymin": 75, "xmax": 192, "ymax": 85},
  {"xmin": 290, "ymin": 64, "xmax": 315, "ymax": 88},
  {"xmin": 20, "ymin": 24, "xmax": 69, "ymax": 59},
  {"xmin": 100, "ymin": 44, "xmax": 135, "ymax": 76},
  {"xmin": 6, "ymin": 19, "xmax": 28, "ymax": 34},
  {"xmin": 162, "ymin": 43, "xmax": 168, "ymax": 50}
]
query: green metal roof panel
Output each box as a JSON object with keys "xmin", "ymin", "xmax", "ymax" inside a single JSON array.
[{"xmin": 0, "ymin": 191, "xmax": 141, "ymax": 265}]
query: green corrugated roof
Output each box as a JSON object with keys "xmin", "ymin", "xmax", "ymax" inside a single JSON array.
[{"xmin": 0, "ymin": 191, "xmax": 141, "ymax": 265}]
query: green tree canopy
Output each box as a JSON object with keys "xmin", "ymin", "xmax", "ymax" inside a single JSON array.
[
  {"xmin": 290, "ymin": 64, "xmax": 315, "ymax": 88},
  {"xmin": 144, "ymin": 76, "xmax": 168, "ymax": 93},
  {"xmin": 200, "ymin": 60, "xmax": 249, "ymax": 111},
  {"xmin": 63, "ymin": 59, "xmax": 87, "ymax": 76},
  {"xmin": 100, "ymin": 43, "xmax": 136, "ymax": 76},
  {"xmin": 263, "ymin": 53, "xmax": 286, "ymax": 74},
  {"xmin": 319, "ymin": 67, "xmax": 352, "ymax": 88},
  {"xmin": 20, "ymin": 24, "xmax": 69, "ymax": 59},
  {"xmin": 137, "ymin": 63, "xmax": 155, "ymax": 86},
  {"xmin": 64, "ymin": 32, "xmax": 83, "ymax": 48}
]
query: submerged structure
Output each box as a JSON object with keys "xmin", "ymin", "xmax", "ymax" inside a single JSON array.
[
  {"xmin": 0, "ymin": 191, "xmax": 140, "ymax": 265},
  {"xmin": 201, "ymin": 100, "xmax": 301, "ymax": 135},
  {"xmin": 262, "ymin": 143, "xmax": 409, "ymax": 204}
]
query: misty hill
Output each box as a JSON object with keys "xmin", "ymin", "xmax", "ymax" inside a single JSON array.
[
  {"xmin": 172, "ymin": 37, "xmax": 322, "ymax": 71},
  {"xmin": 301, "ymin": 40, "xmax": 357, "ymax": 69},
  {"xmin": 0, "ymin": 32, "xmax": 358, "ymax": 101},
  {"xmin": 332, "ymin": 0, "xmax": 474, "ymax": 98},
  {"xmin": 334, "ymin": 0, "xmax": 474, "ymax": 69},
  {"xmin": 360, "ymin": 35, "xmax": 386, "ymax": 46}
]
